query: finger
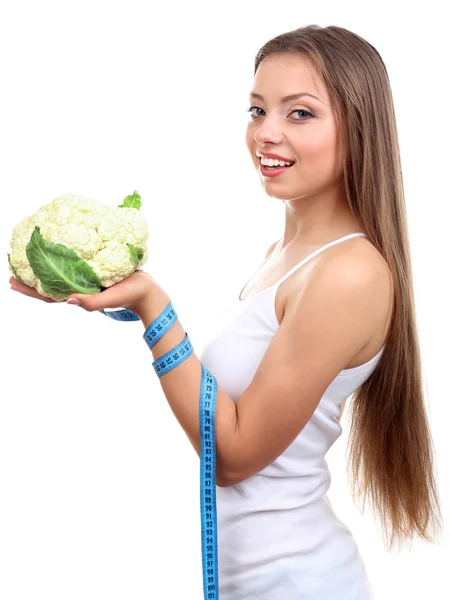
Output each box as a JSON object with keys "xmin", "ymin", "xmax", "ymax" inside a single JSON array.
[
  {"xmin": 10, "ymin": 280, "xmax": 57, "ymax": 303},
  {"xmin": 66, "ymin": 281, "xmax": 135, "ymax": 312}
]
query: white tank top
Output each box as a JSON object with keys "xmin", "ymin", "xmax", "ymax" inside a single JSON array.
[{"xmin": 198, "ymin": 233, "xmax": 381, "ymax": 599}]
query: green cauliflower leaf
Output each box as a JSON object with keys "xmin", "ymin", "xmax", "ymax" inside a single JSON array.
[
  {"xmin": 118, "ymin": 190, "xmax": 142, "ymax": 210},
  {"xmin": 26, "ymin": 226, "xmax": 103, "ymax": 299},
  {"xmin": 127, "ymin": 243, "xmax": 144, "ymax": 268}
]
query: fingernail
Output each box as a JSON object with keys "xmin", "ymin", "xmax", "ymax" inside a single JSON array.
[{"xmin": 66, "ymin": 298, "xmax": 81, "ymax": 305}]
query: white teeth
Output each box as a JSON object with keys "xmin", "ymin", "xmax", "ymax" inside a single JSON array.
[{"xmin": 260, "ymin": 156, "xmax": 294, "ymax": 167}]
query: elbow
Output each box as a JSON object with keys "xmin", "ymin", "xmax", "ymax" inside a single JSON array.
[
  {"xmin": 216, "ymin": 473, "xmax": 234, "ymax": 488},
  {"xmin": 216, "ymin": 464, "xmax": 247, "ymax": 488},
  {"xmin": 216, "ymin": 476, "xmax": 230, "ymax": 488},
  {"xmin": 217, "ymin": 457, "xmax": 243, "ymax": 489},
  {"xmin": 216, "ymin": 457, "xmax": 241, "ymax": 487},
  {"xmin": 216, "ymin": 464, "xmax": 235, "ymax": 488}
]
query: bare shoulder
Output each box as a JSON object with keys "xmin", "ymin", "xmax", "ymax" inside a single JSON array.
[
  {"xmin": 323, "ymin": 236, "xmax": 392, "ymax": 355},
  {"xmin": 287, "ymin": 236, "xmax": 393, "ymax": 361},
  {"xmin": 324, "ymin": 236, "xmax": 392, "ymax": 286},
  {"xmin": 264, "ymin": 239, "xmax": 280, "ymax": 260}
]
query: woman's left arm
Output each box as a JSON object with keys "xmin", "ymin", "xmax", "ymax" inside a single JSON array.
[{"xmin": 134, "ymin": 284, "xmax": 238, "ymax": 488}]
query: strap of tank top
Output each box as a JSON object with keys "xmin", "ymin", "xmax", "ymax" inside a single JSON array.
[{"xmin": 274, "ymin": 232, "xmax": 367, "ymax": 288}]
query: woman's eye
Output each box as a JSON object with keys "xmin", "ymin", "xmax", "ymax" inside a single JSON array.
[
  {"xmin": 290, "ymin": 109, "xmax": 313, "ymax": 121},
  {"xmin": 247, "ymin": 106, "xmax": 265, "ymax": 118},
  {"xmin": 246, "ymin": 107, "xmax": 313, "ymax": 121}
]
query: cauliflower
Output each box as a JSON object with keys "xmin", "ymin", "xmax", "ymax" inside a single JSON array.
[{"xmin": 7, "ymin": 190, "xmax": 149, "ymax": 301}]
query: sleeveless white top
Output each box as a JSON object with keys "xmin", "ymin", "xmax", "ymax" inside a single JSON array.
[{"xmin": 198, "ymin": 233, "xmax": 382, "ymax": 599}]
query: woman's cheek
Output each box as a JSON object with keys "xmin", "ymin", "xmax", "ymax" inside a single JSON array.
[{"xmin": 245, "ymin": 125, "xmax": 255, "ymax": 154}]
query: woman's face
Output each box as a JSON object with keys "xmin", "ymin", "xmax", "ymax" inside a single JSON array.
[{"xmin": 245, "ymin": 53, "xmax": 343, "ymax": 201}]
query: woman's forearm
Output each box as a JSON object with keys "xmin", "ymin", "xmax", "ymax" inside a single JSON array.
[{"xmin": 134, "ymin": 284, "xmax": 238, "ymax": 487}]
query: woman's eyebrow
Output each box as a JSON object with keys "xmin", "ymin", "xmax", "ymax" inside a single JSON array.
[{"xmin": 249, "ymin": 92, "xmax": 324, "ymax": 104}]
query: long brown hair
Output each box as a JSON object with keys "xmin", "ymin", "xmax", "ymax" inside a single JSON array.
[{"xmin": 254, "ymin": 25, "xmax": 443, "ymax": 552}]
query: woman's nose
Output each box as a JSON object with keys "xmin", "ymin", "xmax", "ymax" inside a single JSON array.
[{"xmin": 253, "ymin": 121, "xmax": 284, "ymax": 145}]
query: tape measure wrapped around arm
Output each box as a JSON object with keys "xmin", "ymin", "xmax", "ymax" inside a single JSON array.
[{"xmin": 117, "ymin": 298, "xmax": 220, "ymax": 600}]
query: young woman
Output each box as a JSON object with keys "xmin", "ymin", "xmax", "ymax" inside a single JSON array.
[
  {"xmin": 10, "ymin": 24, "xmax": 443, "ymax": 600},
  {"xmin": 196, "ymin": 24, "xmax": 442, "ymax": 599}
]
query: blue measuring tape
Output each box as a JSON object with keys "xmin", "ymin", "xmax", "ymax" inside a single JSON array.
[{"xmin": 99, "ymin": 305, "xmax": 220, "ymax": 599}]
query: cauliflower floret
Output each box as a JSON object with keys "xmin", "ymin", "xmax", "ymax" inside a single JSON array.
[
  {"xmin": 8, "ymin": 192, "xmax": 149, "ymax": 301},
  {"xmin": 87, "ymin": 242, "xmax": 136, "ymax": 287},
  {"xmin": 110, "ymin": 207, "xmax": 149, "ymax": 247}
]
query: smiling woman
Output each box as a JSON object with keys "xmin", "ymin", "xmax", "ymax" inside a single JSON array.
[{"xmin": 198, "ymin": 23, "xmax": 443, "ymax": 600}]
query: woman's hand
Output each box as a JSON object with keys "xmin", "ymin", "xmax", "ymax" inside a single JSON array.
[
  {"xmin": 9, "ymin": 270, "xmax": 160, "ymax": 317},
  {"xmin": 9, "ymin": 276, "xmax": 57, "ymax": 303}
]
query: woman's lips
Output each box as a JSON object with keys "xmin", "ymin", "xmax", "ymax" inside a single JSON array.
[{"xmin": 259, "ymin": 161, "xmax": 294, "ymax": 178}]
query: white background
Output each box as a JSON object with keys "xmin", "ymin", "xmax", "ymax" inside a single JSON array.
[{"xmin": 1, "ymin": 1, "xmax": 448, "ymax": 598}]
